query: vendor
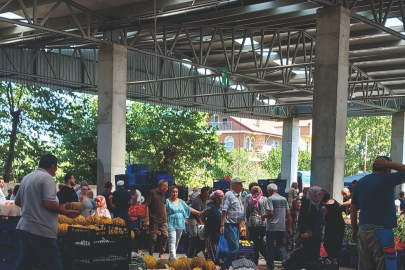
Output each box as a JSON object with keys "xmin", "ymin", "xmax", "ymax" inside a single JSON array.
[
  {"xmin": 341, "ymin": 188, "xmax": 352, "ymax": 214},
  {"xmin": 57, "ymin": 174, "xmax": 78, "ymax": 208},
  {"xmin": 109, "ymin": 180, "xmax": 131, "ymax": 224},
  {"xmin": 129, "ymin": 185, "xmax": 142, "ymax": 206}
]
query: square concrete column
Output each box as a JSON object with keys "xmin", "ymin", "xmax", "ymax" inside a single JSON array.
[
  {"xmin": 97, "ymin": 44, "xmax": 127, "ymax": 194},
  {"xmin": 281, "ymin": 118, "xmax": 300, "ymax": 188},
  {"xmin": 391, "ymin": 112, "xmax": 405, "ymax": 196},
  {"xmin": 311, "ymin": 6, "xmax": 350, "ymax": 201}
]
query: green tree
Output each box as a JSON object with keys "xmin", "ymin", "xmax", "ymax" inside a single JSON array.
[
  {"xmin": 223, "ymin": 148, "xmax": 271, "ymax": 187},
  {"xmin": 126, "ymin": 103, "xmax": 228, "ymax": 185},
  {"xmin": 262, "ymin": 147, "xmax": 282, "ymax": 178},
  {"xmin": 56, "ymin": 97, "xmax": 98, "ymax": 184},
  {"xmin": 298, "ymin": 150, "xmax": 311, "ymax": 171},
  {"xmin": 345, "ymin": 116, "xmax": 392, "ymax": 177},
  {"xmin": 0, "ymin": 83, "xmax": 73, "ymax": 182}
]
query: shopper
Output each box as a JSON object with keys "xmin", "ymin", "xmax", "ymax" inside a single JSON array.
[
  {"xmin": 188, "ymin": 186, "xmax": 210, "ymax": 258},
  {"xmin": 75, "ymin": 180, "xmax": 88, "ymax": 197},
  {"xmin": 189, "ymin": 188, "xmax": 200, "ymax": 200},
  {"xmin": 87, "ymin": 190, "xmax": 96, "ymax": 210},
  {"xmin": 200, "ymin": 190, "xmax": 224, "ymax": 264},
  {"xmin": 130, "ymin": 185, "xmax": 142, "ymax": 206},
  {"xmin": 109, "ymin": 180, "xmax": 132, "ymax": 223},
  {"xmin": 0, "ymin": 178, "xmax": 5, "ymax": 200},
  {"xmin": 100, "ymin": 181, "xmax": 114, "ymax": 214},
  {"xmin": 321, "ymin": 191, "xmax": 345, "ymax": 264},
  {"xmin": 6, "ymin": 187, "xmax": 13, "ymax": 200},
  {"xmin": 261, "ymin": 183, "xmax": 290, "ymax": 270},
  {"xmin": 288, "ymin": 182, "xmax": 298, "ymax": 206},
  {"xmin": 14, "ymin": 154, "xmax": 79, "ymax": 270},
  {"xmin": 298, "ymin": 186, "xmax": 324, "ymax": 264},
  {"xmin": 145, "ymin": 180, "xmax": 169, "ymax": 258},
  {"xmin": 220, "ymin": 177, "xmax": 245, "ymax": 270},
  {"xmin": 284, "ymin": 198, "xmax": 302, "ymax": 253},
  {"xmin": 10, "ymin": 185, "xmax": 20, "ymax": 200},
  {"xmin": 57, "ymin": 174, "xmax": 78, "ymax": 207},
  {"xmin": 79, "ymin": 183, "xmax": 93, "ymax": 218},
  {"xmin": 245, "ymin": 186, "xmax": 267, "ymax": 265},
  {"xmin": 301, "ymin": 187, "xmax": 309, "ymax": 204},
  {"xmin": 351, "ymin": 156, "xmax": 405, "ymax": 270},
  {"xmin": 92, "ymin": 195, "xmax": 111, "ymax": 219},
  {"xmin": 166, "ymin": 185, "xmax": 200, "ymax": 259}
]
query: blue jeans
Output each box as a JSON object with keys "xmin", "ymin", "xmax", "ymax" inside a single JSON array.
[
  {"xmin": 15, "ymin": 230, "xmax": 63, "ymax": 270},
  {"xmin": 266, "ymin": 230, "xmax": 287, "ymax": 269},
  {"xmin": 224, "ymin": 224, "xmax": 239, "ymax": 269}
]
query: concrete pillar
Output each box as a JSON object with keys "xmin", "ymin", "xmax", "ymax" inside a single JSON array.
[
  {"xmin": 311, "ymin": 6, "xmax": 350, "ymax": 201},
  {"xmin": 391, "ymin": 112, "xmax": 405, "ymax": 197},
  {"xmin": 281, "ymin": 118, "xmax": 300, "ymax": 188},
  {"xmin": 97, "ymin": 44, "xmax": 127, "ymax": 194}
]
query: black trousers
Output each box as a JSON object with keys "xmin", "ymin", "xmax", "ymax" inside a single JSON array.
[
  {"xmin": 188, "ymin": 235, "xmax": 206, "ymax": 258},
  {"xmin": 248, "ymin": 226, "xmax": 267, "ymax": 265}
]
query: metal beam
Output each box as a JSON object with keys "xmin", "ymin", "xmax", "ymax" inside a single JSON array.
[{"xmin": 127, "ymin": 74, "xmax": 220, "ymax": 85}]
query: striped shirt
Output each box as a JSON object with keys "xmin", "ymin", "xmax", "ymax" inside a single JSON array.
[
  {"xmin": 222, "ymin": 190, "xmax": 244, "ymax": 224},
  {"xmin": 266, "ymin": 193, "xmax": 289, "ymax": 231}
]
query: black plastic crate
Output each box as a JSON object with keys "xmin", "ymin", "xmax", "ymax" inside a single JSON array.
[
  {"xmin": 0, "ymin": 228, "xmax": 20, "ymax": 249},
  {"xmin": 178, "ymin": 187, "xmax": 189, "ymax": 201},
  {"xmin": 132, "ymin": 164, "xmax": 149, "ymax": 174},
  {"xmin": 134, "ymin": 184, "xmax": 152, "ymax": 198},
  {"xmin": 0, "ymin": 216, "xmax": 21, "ymax": 230},
  {"xmin": 65, "ymin": 224, "xmax": 131, "ymax": 270}
]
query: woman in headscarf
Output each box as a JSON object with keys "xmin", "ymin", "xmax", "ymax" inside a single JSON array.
[
  {"xmin": 298, "ymin": 186, "xmax": 324, "ymax": 263},
  {"xmin": 92, "ymin": 195, "xmax": 111, "ymax": 219},
  {"xmin": 200, "ymin": 190, "xmax": 224, "ymax": 263},
  {"xmin": 284, "ymin": 198, "xmax": 302, "ymax": 253},
  {"xmin": 245, "ymin": 186, "xmax": 268, "ymax": 265}
]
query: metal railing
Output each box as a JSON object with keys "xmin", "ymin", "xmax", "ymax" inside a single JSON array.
[{"xmin": 209, "ymin": 121, "xmax": 233, "ymax": 130}]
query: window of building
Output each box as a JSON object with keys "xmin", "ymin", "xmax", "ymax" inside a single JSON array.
[
  {"xmin": 244, "ymin": 136, "xmax": 250, "ymax": 150},
  {"xmin": 250, "ymin": 137, "xmax": 255, "ymax": 151},
  {"xmin": 225, "ymin": 136, "xmax": 234, "ymax": 152},
  {"xmin": 213, "ymin": 114, "xmax": 219, "ymax": 123},
  {"xmin": 222, "ymin": 117, "xmax": 228, "ymax": 124},
  {"xmin": 275, "ymin": 140, "xmax": 280, "ymax": 147}
]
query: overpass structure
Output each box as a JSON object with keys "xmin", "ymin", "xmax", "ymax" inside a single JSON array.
[{"xmin": 0, "ymin": 0, "xmax": 404, "ymax": 198}]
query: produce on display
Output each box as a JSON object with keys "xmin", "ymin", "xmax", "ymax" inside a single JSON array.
[
  {"xmin": 239, "ymin": 240, "xmax": 254, "ymax": 246},
  {"xmin": 144, "ymin": 255, "xmax": 157, "ymax": 269},
  {"xmin": 59, "ymin": 215, "xmax": 73, "ymax": 225},
  {"xmin": 73, "ymin": 215, "xmax": 86, "ymax": 225},
  {"xmin": 98, "ymin": 217, "xmax": 113, "ymax": 225},
  {"xmin": 85, "ymin": 215, "xmax": 100, "ymax": 225},
  {"xmin": 128, "ymin": 205, "xmax": 145, "ymax": 216},
  {"xmin": 156, "ymin": 259, "xmax": 170, "ymax": 269},
  {"xmin": 202, "ymin": 261, "xmax": 216, "ymax": 270},
  {"xmin": 191, "ymin": 257, "xmax": 205, "ymax": 268},
  {"xmin": 240, "ymin": 220, "xmax": 246, "ymax": 237},
  {"xmin": 65, "ymin": 202, "xmax": 83, "ymax": 214},
  {"xmin": 129, "ymin": 252, "xmax": 146, "ymax": 270},
  {"xmin": 192, "ymin": 268, "xmax": 202, "ymax": 270},
  {"xmin": 394, "ymin": 216, "xmax": 405, "ymax": 244},
  {"xmin": 58, "ymin": 223, "xmax": 68, "ymax": 234},
  {"xmin": 343, "ymin": 226, "xmax": 355, "ymax": 245},
  {"xmin": 112, "ymin": 217, "xmax": 126, "ymax": 226}
]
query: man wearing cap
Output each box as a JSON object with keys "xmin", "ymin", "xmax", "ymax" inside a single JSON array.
[
  {"xmin": 220, "ymin": 177, "xmax": 244, "ymax": 270},
  {"xmin": 101, "ymin": 181, "xmax": 114, "ymax": 214},
  {"xmin": 261, "ymin": 183, "xmax": 291, "ymax": 270},
  {"xmin": 109, "ymin": 181, "xmax": 131, "ymax": 225}
]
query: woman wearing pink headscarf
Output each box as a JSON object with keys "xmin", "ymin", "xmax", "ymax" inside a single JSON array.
[
  {"xmin": 246, "ymin": 186, "xmax": 268, "ymax": 265},
  {"xmin": 92, "ymin": 195, "xmax": 111, "ymax": 219},
  {"xmin": 200, "ymin": 190, "xmax": 224, "ymax": 263}
]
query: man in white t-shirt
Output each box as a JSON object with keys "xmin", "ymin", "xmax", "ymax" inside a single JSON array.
[
  {"xmin": 189, "ymin": 188, "xmax": 200, "ymax": 200},
  {"xmin": 14, "ymin": 154, "xmax": 79, "ymax": 270},
  {"xmin": 129, "ymin": 185, "xmax": 142, "ymax": 206},
  {"xmin": 288, "ymin": 182, "xmax": 298, "ymax": 206}
]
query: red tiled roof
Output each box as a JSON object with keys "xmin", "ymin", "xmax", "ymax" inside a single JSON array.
[{"xmin": 228, "ymin": 116, "xmax": 282, "ymax": 136}]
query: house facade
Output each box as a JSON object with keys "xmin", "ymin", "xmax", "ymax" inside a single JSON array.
[
  {"xmin": 208, "ymin": 115, "xmax": 313, "ymax": 153},
  {"xmin": 207, "ymin": 114, "xmax": 283, "ymax": 152}
]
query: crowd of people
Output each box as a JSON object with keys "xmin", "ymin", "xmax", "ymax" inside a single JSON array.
[{"xmin": 3, "ymin": 153, "xmax": 405, "ymax": 270}]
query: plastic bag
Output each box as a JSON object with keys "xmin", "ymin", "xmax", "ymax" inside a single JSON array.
[
  {"xmin": 198, "ymin": 225, "xmax": 205, "ymax": 240},
  {"xmin": 216, "ymin": 235, "xmax": 229, "ymax": 260}
]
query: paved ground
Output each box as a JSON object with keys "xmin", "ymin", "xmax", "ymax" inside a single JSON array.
[{"xmin": 142, "ymin": 250, "xmax": 356, "ymax": 270}]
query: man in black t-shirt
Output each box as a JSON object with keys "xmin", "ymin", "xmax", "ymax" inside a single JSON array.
[
  {"xmin": 348, "ymin": 180, "xmax": 357, "ymax": 194},
  {"xmin": 109, "ymin": 181, "xmax": 131, "ymax": 224},
  {"xmin": 57, "ymin": 174, "xmax": 78, "ymax": 207},
  {"xmin": 100, "ymin": 181, "xmax": 114, "ymax": 214}
]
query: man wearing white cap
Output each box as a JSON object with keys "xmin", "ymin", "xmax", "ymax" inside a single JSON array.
[
  {"xmin": 109, "ymin": 180, "xmax": 131, "ymax": 225},
  {"xmin": 220, "ymin": 177, "xmax": 244, "ymax": 270}
]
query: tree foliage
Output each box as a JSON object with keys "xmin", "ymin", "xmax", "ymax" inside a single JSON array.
[
  {"xmin": 0, "ymin": 83, "xmax": 73, "ymax": 182},
  {"xmin": 126, "ymin": 103, "xmax": 228, "ymax": 185},
  {"xmin": 344, "ymin": 116, "xmax": 391, "ymax": 176}
]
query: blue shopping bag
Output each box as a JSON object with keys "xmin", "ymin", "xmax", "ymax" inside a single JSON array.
[{"xmin": 216, "ymin": 235, "xmax": 229, "ymax": 260}]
